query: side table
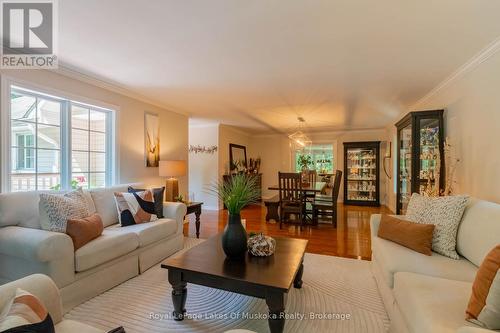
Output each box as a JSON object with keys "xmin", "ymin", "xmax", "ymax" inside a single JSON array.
[{"xmin": 185, "ymin": 202, "xmax": 203, "ymax": 238}]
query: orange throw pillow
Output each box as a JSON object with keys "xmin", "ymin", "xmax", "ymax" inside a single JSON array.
[
  {"xmin": 377, "ymin": 214, "xmax": 435, "ymax": 256},
  {"xmin": 466, "ymin": 245, "xmax": 500, "ymax": 329},
  {"xmin": 66, "ymin": 213, "xmax": 104, "ymax": 250}
]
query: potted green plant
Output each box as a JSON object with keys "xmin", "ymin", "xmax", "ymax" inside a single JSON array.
[
  {"xmin": 297, "ymin": 154, "xmax": 313, "ymax": 184},
  {"xmin": 210, "ymin": 174, "xmax": 260, "ymax": 259}
]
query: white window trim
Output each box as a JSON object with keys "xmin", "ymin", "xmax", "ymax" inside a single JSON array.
[{"xmin": 0, "ymin": 75, "xmax": 120, "ymax": 192}]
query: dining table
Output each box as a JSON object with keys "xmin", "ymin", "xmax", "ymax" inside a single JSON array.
[{"xmin": 267, "ymin": 181, "xmax": 327, "ymax": 225}]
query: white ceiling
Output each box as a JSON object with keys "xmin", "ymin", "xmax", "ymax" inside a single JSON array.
[{"xmin": 59, "ymin": 0, "xmax": 500, "ymax": 134}]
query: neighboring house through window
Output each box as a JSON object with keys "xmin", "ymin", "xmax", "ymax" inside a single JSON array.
[{"xmin": 6, "ymin": 85, "xmax": 116, "ymax": 192}]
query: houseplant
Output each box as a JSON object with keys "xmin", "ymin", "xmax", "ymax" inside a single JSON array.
[
  {"xmin": 211, "ymin": 174, "xmax": 260, "ymax": 259},
  {"xmin": 297, "ymin": 154, "xmax": 313, "ymax": 184}
]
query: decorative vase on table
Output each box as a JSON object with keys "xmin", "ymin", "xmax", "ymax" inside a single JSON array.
[
  {"xmin": 211, "ymin": 173, "xmax": 261, "ymax": 260},
  {"xmin": 222, "ymin": 214, "xmax": 247, "ymax": 259}
]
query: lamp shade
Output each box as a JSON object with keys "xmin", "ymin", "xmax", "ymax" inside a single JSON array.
[{"xmin": 159, "ymin": 160, "xmax": 186, "ymax": 177}]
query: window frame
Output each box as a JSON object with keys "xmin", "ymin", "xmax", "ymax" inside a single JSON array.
[{"xmin": 0, "ymin": 76, "xmax": 119, "ymax": 192}]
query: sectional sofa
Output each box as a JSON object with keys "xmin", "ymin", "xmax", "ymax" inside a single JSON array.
[
  {"xmin": 0, "ymin": 184, "xmax": 187, "ymax": 312},
  {"xmin": 370, "ymin": 197, "xmax": 500, "ymax": 333}
]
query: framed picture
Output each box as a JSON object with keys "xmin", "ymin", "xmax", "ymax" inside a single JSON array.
[{"xmin": 145, "ymin": 112, "xmax": 160, "ymax": 167}]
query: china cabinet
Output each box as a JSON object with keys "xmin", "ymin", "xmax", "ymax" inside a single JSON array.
[
  {"xmin": 396, "ymin": 110, "xmax": 445, "ymax": 214},
  {"xmin": 343, "ymin": 141, "xmax": 380, "ymax": 206}
]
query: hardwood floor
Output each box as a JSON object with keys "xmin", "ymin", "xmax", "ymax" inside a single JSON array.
[{"xmin": 184, "ymin": 203, "xmax": 392, "ymax": 260}]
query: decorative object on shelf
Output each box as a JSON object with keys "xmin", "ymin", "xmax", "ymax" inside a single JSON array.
[
  {"xmin": 159, "ymin": 160, "xmax": 187, "ymax": 202},
  {"xmin": 442, "ymin": 138, "xmax": 460, "ymax": 196},
  {"xmin": 395, "ymin": 110, "xmax": 445, "ymax": 214},
  {"xmin": 210, "ymin": 174, "xmax": 260, "ymax": 259},
  {"xmin": 343, "ymin": 141, "xmax": 381, "ymax": 206},
  {"xmin": 229, "ymin": 143, "xmax": 247, "ymax": 173},
  {"xmin": 247, "ymin": 157, "xmax": 261, "ymax": 174},
  {"xmin": 247, "ymin": 232, "xmax": 276, "ymax": 257},
  {"xmin": 145, "ymin": 112, "xmax": 160, "ymax": 167},
  {"xmin": 189, "ymin": 145, "xmax": 218, "ymax": 154}
]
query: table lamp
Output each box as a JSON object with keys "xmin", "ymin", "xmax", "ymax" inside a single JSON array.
[{"xmin": 159, "ymin": 160, "xmax": 187, "ymax": 202}]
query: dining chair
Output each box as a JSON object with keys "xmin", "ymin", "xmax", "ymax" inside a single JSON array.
[
  {"xmin": 312, "ymin": 170, "xmax": 342, "ymax": 227},
  {"xmin": 278, "ymin": 172, "xmax": 304, "ymax": 229}
]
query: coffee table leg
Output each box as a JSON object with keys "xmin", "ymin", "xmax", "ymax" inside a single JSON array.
[
  {"xmin": 266, "ymin": 290, "xmax": 285, "ymax": 333},
  {"xmin": 294, "ymin": 259, "xmax": 304, "ymax": 289},
  {"xmin": 195, "ymin": 209, "xmax": 201, "ymax": 239},
  {"xmin": 168, "ymin": 269, "xmax": 187, "ymax": 321}
]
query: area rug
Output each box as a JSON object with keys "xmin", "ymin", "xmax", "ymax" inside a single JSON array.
[{"xmin": 65, "ymin": 238, "xmax": 389, "ymax": 333}]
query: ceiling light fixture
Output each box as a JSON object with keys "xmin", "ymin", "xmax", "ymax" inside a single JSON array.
[{"xmin": 288, "ymin": 117, "xmax": 312, "ymax": 151}]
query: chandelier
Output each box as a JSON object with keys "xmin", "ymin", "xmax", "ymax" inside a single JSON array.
[{"xmin": 288, "ymin": 117, "xmax": 312, "ymax": 150}]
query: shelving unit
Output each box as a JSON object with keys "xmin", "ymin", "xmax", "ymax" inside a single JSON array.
[
  {"xmin": 396, "ymin": 110, "xmax": 445, "ymax": 214},
  {"xmin": 343, "ymin": 141, "xmax": 380, "ymax": 206}
]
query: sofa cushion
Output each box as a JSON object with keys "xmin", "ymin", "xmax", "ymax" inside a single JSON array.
[
  {"xmin": 457, "ymin": 198, "xmax": 500, "ymax": 267},
  {"xmin": 74, "ymin": 229, "xmax": 139, "ymax": 272},
  {"xmin": 89, "ymin": 185, "xmax": 130, "ymax": 227},
  {"xmin": 372, "ymin": 236, "xmax": 477, "ymax": 288},
  {"xmin": 394, "ymin": 272, "xmax": 476, "ymax": 333},
  {"xmin": 106, "ymin": 218, "xmax": 177, "ymax": 247}
]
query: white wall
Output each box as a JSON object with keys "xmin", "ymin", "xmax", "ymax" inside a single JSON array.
[
  {"xmin": 387, "ymin": 48, "xmax": 500, "ymax": 207},
  {"xmin": 188, "ymin": 124, "xmax": 219, "ymax": 210},
  {"xmin": 0, "ymin": 69, "xmax": 188, "ymax": 194}
]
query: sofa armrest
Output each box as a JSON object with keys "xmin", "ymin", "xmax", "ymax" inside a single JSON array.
[
  {"xmin": 0, "ymin": 274, "xmax": 63, "ymax": 324},
  {"xmin": 456, "ymin": 326, "xmax": 495, "ymax": 333},
  {"xmin": 163, "ymin": 202, "xmax": 187, "ymax": 231},
  {"xmin": 370, "ymin": 214, "xmax": 382, "ymax": 239},
  {"xmin": 0, "ymin": 226, "xmax": 74, "ymax": 262}
]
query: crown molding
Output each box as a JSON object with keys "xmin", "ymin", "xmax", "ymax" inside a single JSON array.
[
  {"xmin": 53, "ymin": 63, "xmax": 190, "ymax": 117},
  {"xmin": 412, "ymin": 36, "xmax": 500, "ymax": 110}
]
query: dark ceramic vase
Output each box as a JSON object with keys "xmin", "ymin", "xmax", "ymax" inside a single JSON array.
[{"xmin": 221, "ymin": 214, "xmax": 247, "ymax": 259}]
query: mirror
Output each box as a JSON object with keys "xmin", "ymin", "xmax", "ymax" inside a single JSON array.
[{"xmin": 229, "ymin": 144, "xmax": 247, "ymax": 172}]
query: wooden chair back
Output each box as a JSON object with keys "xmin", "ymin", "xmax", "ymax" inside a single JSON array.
[
  {"xmin": 278, "ymin": 172, "xmax": 302, "ymax": 204},
  {"xmin": 307, "ymin": 170, "xmax": 317, "ymax": 184}
]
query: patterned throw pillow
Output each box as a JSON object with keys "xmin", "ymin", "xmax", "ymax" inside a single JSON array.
[
  {"xmin": 406, "ymin": 193, "xmax": 469, "ymax": 259},
  {"xmin": 128, "ymin": 186, "xmax": 165, "ymax": 218},
  {"xmin": 0, "ymin": 288, "xmax": 55, "ymax": 333},
  {"xmin": 39, "ymin": 188, "xmax": 90, "ymax": 232},
  {"xmin": 114, "ymin": 190, "xmax": 158, "ymax": 227},
  {"xmin": 466, "ymin": 245, "xmax": 500, "ymax": 329}
]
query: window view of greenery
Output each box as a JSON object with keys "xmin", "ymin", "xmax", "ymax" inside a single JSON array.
[
  {"xmin": 9, "ymin": 87, "xmax": 111, "ymax": 192},
  {"xmin": 295, "ymin": 145, "xmax": 334, "ymax": 174}
]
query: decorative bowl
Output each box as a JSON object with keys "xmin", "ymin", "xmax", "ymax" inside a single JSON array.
[{"xmin": 247, "ymin": 233, "xmax": 276, "ymax": 257}]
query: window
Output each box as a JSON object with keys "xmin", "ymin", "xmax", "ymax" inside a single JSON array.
[
  {"xmin": 7, "ymin": 86, "xmax": 115, "ymax": 192},
  {"xmin": 294, "ymin": 144, "xmax": 334, "ymax": 174}
]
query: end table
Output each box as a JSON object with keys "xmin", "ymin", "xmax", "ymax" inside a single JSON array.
[{"xmin": 185, "ymin": 202, "xmax": 203, "ymax": 238}]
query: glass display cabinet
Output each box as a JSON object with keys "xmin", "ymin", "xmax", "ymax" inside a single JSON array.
[
  {"xmin": 396, "ymin": 110, "xmax": 445, "ymax": 214},
  {"xmin": 343, "ymin": 141, "xmax": 380, "ymax": 206}
]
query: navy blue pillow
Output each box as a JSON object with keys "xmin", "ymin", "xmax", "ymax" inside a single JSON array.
[{"xmin": 3, "ymin": 314, "xmax": 54, "ymax": 333}]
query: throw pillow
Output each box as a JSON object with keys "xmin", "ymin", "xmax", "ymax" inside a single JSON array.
[
  {"xmin": 0, "ymin": 288, "xmax": 55, "ymax": 333},
  {"xmin": 39, "ymin": 188, "xmax": 90, "ymax": 232},
  {"xmin": 114, "ymin": 190, "xmax": 158, "ymax": 227},
  {"xmin": 466, "ymin": 245, "xmax": 500, "ymax": 329},
  {"xmin": 377, "ymin": 214, "xmax": 435, "ymax": 256},
  {"xmin": 66, "ymin": 213, "xmax": 104, "ymax": 250},
  {"xmin": 128, "ymin": 186, "xmax": 165, "ymax": 218},
  {"xmin": 406, "ymin": 193, "xmax": 469, "ymax": 259}
]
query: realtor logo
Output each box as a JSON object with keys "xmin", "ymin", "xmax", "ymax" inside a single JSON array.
[{"xmin": 1, "ymin": 0, "xmax": 58, "ymax": 68}]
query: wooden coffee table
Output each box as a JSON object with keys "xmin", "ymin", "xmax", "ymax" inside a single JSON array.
[{"xmin": 161, "ymin": 234, "xmax": 308, "ymax": 333}]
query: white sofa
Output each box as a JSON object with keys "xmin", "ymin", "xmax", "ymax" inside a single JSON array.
[
  {"xmin": 370, "ymin": 198, "xmax": 500, "ymax": 333},
  {"xmin": 0, "ymin": 274, "xmax": 104, "ymax": 333},
  {"xmin": 0, "ymin": 184, "xmax": 187, "ymax": 313}
]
